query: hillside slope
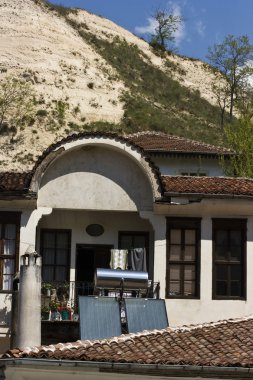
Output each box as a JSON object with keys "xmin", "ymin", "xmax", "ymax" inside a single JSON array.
[{"xmin": 0, "ymin": 0, "xmax": 225, "ymax": 171}]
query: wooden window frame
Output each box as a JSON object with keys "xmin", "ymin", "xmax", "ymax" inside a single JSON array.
[
  {"xmin": 0, "ymin": 212, "xmax": 21, "ymax": 293},
  {"xmin": 166, "ymin": 218, "xmax": 201, "ymax": 299},
  {"xmin": 212, "ymin": 218, "xmax": 246, "ymax": 300},
  {"xmin": 40, "ymin": 229, "xmax": 71, "ymax": 282}
]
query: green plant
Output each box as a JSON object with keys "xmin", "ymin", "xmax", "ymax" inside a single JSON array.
[
  {"xmin": 41, "ymin": 282, "xmax": 53, "ymax": 295},
  {"xmin": 0, "ymin": 75, "xmax": 35, "ymax": 134},
  {"xmin": 41, "ymin": 305, "xmax": 50, "ymax": 313},
  {"xmin": 49, "ymin": 300, "xmax": 60, "ymax": 311},
  {"xmin": 36, "ymin": 109, "xmax": 47, "ymax": 117}
]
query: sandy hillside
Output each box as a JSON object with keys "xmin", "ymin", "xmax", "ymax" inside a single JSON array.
[{"xmin": 0, "ymin": 0, "xmax": 221, "ymax": 171}]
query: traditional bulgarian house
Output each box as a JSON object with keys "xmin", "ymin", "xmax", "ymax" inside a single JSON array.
[{"xmin": 0, "ymin": 131, "xmax": 253, "ymax": 351}]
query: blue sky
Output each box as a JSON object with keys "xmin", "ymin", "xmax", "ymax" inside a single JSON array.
[{"xmin": 50, "ymin": 0, "xmax": 253, "ymax": 62}]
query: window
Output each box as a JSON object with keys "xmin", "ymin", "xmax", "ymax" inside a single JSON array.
[
  {"xmin": 40, "ymin": 229, "xmax": 71, "ymax": 282},
  {"xmin": 213, "ymin": 219, "xmax": 246, "ymax": 299},
  {"xmin": 166, "ymin": 218, "xmax": 200, "ymax": 298},
  {"xmin": 0, "ymin": 212, "xmax": 21, "ymax": 291}
]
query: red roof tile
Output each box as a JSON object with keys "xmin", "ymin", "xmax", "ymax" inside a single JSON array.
[
  {"xmin": 128, "ymin": 132, "xmax": 231, "ymax": 155},
  {"xmin": 162, "ymin": 176, "xmax": 253, "ymax": 197},
  {"xmin": 3, "ymin": 317, "xmax": 253, "ymax": 367},
  {"xmin": 0, "ymin": 172, "xmax": 32, "ymax": 192}
]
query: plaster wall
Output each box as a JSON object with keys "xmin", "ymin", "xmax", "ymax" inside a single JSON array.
[
  {"xmin": 38, "ymin": 146, "xmax": 153, "ymax": 211},
  {"xmin": 153, "ymin": 156, "xmax": 224, "ymax": 176}
]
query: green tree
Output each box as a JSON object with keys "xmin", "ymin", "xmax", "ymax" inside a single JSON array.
[
  {"xmin": 207, "ymin": 35, "xmax": 253, "ymax": 122},
  {"xmin": 150, "ymin": 9, "xmax": 183, "ymax": 51},
  {"xmin": 222, "ymin": 116, "xmax": 253, "ymax": 177},
  {"xmin": 0, "ymin": 75, "xmax": 35, "ymax": 134}
]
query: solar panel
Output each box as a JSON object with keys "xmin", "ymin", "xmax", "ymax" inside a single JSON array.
[
  {"xmin": 124, "ymin": 298, "xmax": 168, "ymax": 333},
  {"xmin": 79, "ymin": 296, "xmax": 122, "ymax": 340}
]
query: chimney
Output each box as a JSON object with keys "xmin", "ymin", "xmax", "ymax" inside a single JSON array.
[{"xmin": 17, "ymin": 250, "xmax": 41, "ymax": 348}]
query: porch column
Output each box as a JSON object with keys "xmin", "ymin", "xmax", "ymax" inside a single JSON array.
[
  {"xmin": 140, "ymin": 212, "xmax": 167, "ymax": 299},
  {"xmin": 20, "ymin": 207, "xmax": 52, "ymax": 256},
  {"xmin": 17, "ymin": 252, "xmax": 41, "ymax": 348},
  {"xmin": 200, "ymin": 217, "xmax": 212, "ymax": 301}
]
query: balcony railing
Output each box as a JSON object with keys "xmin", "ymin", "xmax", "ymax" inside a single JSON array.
[{"xmin": 41, "ymin": 280, "xmax": 160, "ymax": 321}]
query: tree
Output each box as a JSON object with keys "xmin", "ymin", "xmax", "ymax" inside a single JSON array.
[
  {"xmin": 207, "ymin": 35, "xmax": 253, "ymax": 122},
  {"xmin": 211, "ymin": 80, "xmax": 231, "ymax": 129},
  {"xmin": 150, "ymin": 9, "xmax": 183, "ymax": 51},
  {"xmin": 0, "ymin": 75, "xmax": 35, "ymax": 134},
  {"xmin": 222, "ymin": 116, "xmax": 253, "ymax": 177}
]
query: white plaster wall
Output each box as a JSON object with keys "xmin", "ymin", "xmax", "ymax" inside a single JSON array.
[
  {"xmin": 37, "ymin": 209, "xmax": 154, "ymax": 281},
  {"xmin": 153, "ymin": 156, "xmax": 224, "ymax": 176},
  {"xmin": 38, "ymin": 146, "xmax": 153, "ymax": 211}
]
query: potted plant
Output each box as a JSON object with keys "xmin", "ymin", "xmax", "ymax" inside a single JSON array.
[
  {"xmin": 41, "ymin": 305, "xmax": 50, "ymax": 320},
  {"xmin": 41, "ymin": 282, "xmax": 53, "ymax": 296},
  {"xmin": 58, "ymin": 304, "xmax": 73, "ymax": 320},
  {"xmin": 49, "ymin": 300, "xmax": 61, "ymax": 321}
]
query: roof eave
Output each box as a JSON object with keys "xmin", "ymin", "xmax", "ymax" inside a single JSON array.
[
  {"xmin": 159, "ymin": 192, "xmax": 253, "ymax": 201},
  {"xmin": 1, "ymin": 358, "xmax": 253, "ymax": 378},
  {"xmin": 0, "ymin": 191, "xmax": 37, "ymax": 200}
]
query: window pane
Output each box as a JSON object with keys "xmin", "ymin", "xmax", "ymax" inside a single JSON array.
[
  {"xmin": 3, "ymin": 224, "xmax": 16, "ymax": 255},
  {"xmin": 4, "ymin": 224, "xmax": 16, "ymax": 239},
  {"xmin": 43, "ymin": 232, "xmax": 55, "ymax": 248},
  {"xmin": 230, "ymin": 246, "xmax": 242, "ymax": 261},
  {"xmin": 230, "ymin": 231, "xmax": 241, "ymax": 246},
  {"xmin": 169, "ymin": 245, "xmax": 181, "ymax": 261},
  {"xmin": 42, "ymin": 248, "xmax": 55, "ymax": 265},
  {"xmin": 184, "ymin": 281, "xmax": 195, "ymax": 296},
  {"xmin": 56, "ymin": 249, "xmax": 68, "ymax": 265},
  {"xmin": 184, "ymin": 265, "xmax": 195, "ymax": 281},
  {"xmin": 216, "ymin": 245, "xmax": 228, "ymax": 260},
  {"xmin": 216, "ymin": 281, "xmax": 228, "ymax": 296},
  {"xmin": 2, "ymin": 259, "xmax": 15, "ymax": 290},
  {"xmin": 55, "ymin": 267, "xmax": 67, "ymax": 281},
  {"xmin": 133, "ymin": 236, "xmax": 146, "ymax": 248},
  {"xmin": 185, "ymin": 230, "xmax": 196, "ymax": 245},
  {"xmin": 216, "ymin": 265, "xmax": 228, "ymax": 281},
  {"xmin": 184, "ymin": 246, "xmax": 196, "ymax": 260},
  {"xmin": 169, "ymin": 265, "xmax": 180, "ymax": 280},
  {"xmin": 42, "ymin": 266, "xmax": 54, "ymax": 282},
  {"xmin": 169, "ymin": 281, "xmax": 180, "ymax": 296},
  {"xmin": 41, "ymin": 230, "xmax": 70, "ymax": 282},
  {"xmin": 216, "ymin": 230, "xmax": 228, "ymax": 246},
  {"xmin": 231, "ymin": 281, "xmax": 241, "ymax": 296},
  {"xmin": 120, "ymin": 236, "xmax": 132, "ymax": 249},
  {"xmin": 170, "ymin": 229, "xmax": 181, "ymax": 244},
  {"xmin": 57, "ymin": 233, "xmax": 69, "ymax": 248},
  {"xmin": 231, "ymin": 265, "xmax": 241, "ymax": 281}
]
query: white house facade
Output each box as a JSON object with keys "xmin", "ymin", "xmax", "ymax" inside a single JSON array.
[{"xmin": 0, "ymin": 131, "xmax": 253, "ymax": 351}]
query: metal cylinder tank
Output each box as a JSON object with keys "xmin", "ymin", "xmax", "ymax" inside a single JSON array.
[{"xmin": 94, "ymin": 268, "xmax": 148, "ymax": 290}]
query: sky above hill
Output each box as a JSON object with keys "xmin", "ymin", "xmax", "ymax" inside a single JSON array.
[{"xmin": 50, "ymin": 0, "xmax": 253, "ymax": 62}]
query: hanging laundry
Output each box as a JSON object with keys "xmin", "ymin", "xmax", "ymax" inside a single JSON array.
[
  {"xmin": 128, "ymin": 248, "xmax": 147, "ymax": 272},
  {"xmin": 110, "ymin": 249, "xmax": 128, "ymax": 270}
]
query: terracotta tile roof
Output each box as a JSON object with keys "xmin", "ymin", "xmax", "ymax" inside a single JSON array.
[
  {"xmin": 161, "ymin": 176, "xmax": 253, "ymax": 197},
  {"xmin": 127, "ymin": 131, "xmax": 232, "ymax": 155},
  {"xmin": 3, "ymin": 317, "xmax": 253, "ymax": 367},
  {"xmin": 0, "ymin": 172, "xmax": 32, "ymax": 192}
]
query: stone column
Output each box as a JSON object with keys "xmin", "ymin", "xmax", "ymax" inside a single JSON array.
[{"xmin": 17, "ymin": 252, "xmax": 41, "ymax": 348}]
